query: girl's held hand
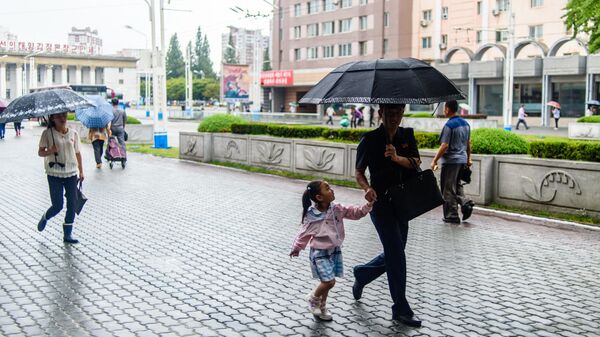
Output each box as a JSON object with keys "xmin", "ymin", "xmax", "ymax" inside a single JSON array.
[
  {"xmin": 289, "ymin": 250, "xmax": 300, "ymax": 257},
  {"xmin": 49, "ymin": 144, "xmax": 59, "ymax": 154}
]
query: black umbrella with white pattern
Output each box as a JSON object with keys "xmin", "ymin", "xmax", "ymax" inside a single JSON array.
[{"xmin": 0, "ymin": 88, "xmax": 94, "ymax": 123}]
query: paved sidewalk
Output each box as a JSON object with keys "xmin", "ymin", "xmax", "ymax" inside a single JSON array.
[{"xmin": 1, "ymin": 127, "xmax": 599, "ymax": 337}]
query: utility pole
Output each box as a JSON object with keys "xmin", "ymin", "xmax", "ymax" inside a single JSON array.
[
  {"xmin": 185, "ymin": 44, "xmax": 193, "ymax": 112},
  {"xmin": 502, "ymin": 0, "xmax": 515, "ymax": 131}
]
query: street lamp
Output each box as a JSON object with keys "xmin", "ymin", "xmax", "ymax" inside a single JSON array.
[
  {"xmin": 124, "ymin": 25, "xmax": 149, "ymax": 49},
  {"xmin": 23, "ymin": 50, "xmax": 43, "ymax": 95},
  {"xmin": 124, "ymin": 25, "xmax": 151, "ymax": 110}
]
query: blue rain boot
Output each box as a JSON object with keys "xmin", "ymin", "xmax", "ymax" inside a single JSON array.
[{"xmin": 63, "ymin": 224, "xmax": 79, "ymax": 244}]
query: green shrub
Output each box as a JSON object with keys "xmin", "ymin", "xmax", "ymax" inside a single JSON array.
[
  {"xmin": 266, "ymin": 124, "xmax": 327, "ymax": 138},
  {"xmin": 322, "ymin": 128, "xmax": 370, "ymax": 142},
  {"xmin": 404, "ymin": 112, "xmax": 434, "ymax": 118},
  {"xmin": 414, "ymin": 132, "xmax": 439, "ymax": 149},
  {"xmin": 67, "ymin": 113, "xmax": 76, "ymax": 121},
  {"xmin": 470, "ymin": 128, "xmax": 529, "ymax": 154},
  {"xmin": 529, "ymin": 140, "xmax": 600, "ymax": 162},
  {"xmin": 127, "ymin": 116, "xmax": 141, "ymax": 124},
  {"xmin": 577, "ymin": 115, "xmax": 600, "ymax": 123},
  {"xmin": 198, "ymin": 114, "xmax": 246, "ymax": 132},
  {"xmin": 231, "ymin": 123, "xmax": 270, "ymax": 135}
]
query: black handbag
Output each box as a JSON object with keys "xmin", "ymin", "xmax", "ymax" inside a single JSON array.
[
  {"xmin": 75, "ymin": 181, "xmax": 87, "ymax": 215},
  {"xmin": 460, "ymin": 165, "xmax": 472, "ymax": 184},
  {"xmin": 124, "ymin": 131, "xmax": 129, "ymax": 142},
  {"xmin": 386, "ymin": 157, "xmax": 444, "ymax": 222}
]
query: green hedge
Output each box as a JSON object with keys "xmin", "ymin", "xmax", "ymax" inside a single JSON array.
[
  {"xmin": 126, "ymin": 116, "xmax": 141, "ymax": 124},
  {"xmin": 322, "ymin": 128, "xmax": 370, "ymax": 142},
  {"xmin": 577, "ymin": 116, "xmax": 600, "ymax": 123},
  {"xmin": 267, "ymin": 124, "xmax": 327, "ymax": 138},
  {"xmin": 471, "ymin": 128, "xmax": 529, "ymax": 155},
  {"xmin": 529, "ymin": 140, "xmax": 600, "ymax": 162},
  {"xmin": 198, "ymin": 114, "xmax": 246, "ymax": 132},
  {"xmin": 404, "ymin": 112, "xmax": 434, "ymax": 118}
]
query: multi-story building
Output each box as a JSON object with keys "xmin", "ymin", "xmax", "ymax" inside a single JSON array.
[
  {"xmin": 68, "ymin": 27, "xmax": 103, "ymax": 55},
  {"xmin": 222, "ymin": 26, "xmax": 269, "ymax": 66},
  {"xmin": 268, "ymin": 0, "xmax": 414, "ymax": 112},
  {"xmin": 0, "ymin": 26, "xmax": 17, "ymax": 41}
]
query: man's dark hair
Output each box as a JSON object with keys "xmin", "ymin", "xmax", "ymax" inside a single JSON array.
[
  {"xmin": 445, "ymin": 100, "xmax": 458, "ymax": 113},
  {"xmin": 111, "ymin": 98, "xmax": 119, "ymax": 106}
]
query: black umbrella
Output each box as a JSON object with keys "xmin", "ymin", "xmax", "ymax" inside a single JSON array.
[
  {"xmin": 0, "ymin": 88, "xmax": 94, "ymax": 123},
  {"xmin": 0, "ymin": 89, "xmax": 94, "ymax": 168},
  {"xmin": 299, "ymin": 58, "xmax": 466, "ymax": 105}
]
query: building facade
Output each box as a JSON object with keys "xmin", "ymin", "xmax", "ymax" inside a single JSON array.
[{"xmin": 0, "ymin": 52, "xmax": 138, "ymax": 102}]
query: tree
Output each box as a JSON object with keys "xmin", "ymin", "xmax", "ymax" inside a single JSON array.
[
  {"xmin": 165, "ymin": 33, "xmax": 185, "ymax": 79},
  {"xmin": 192, "ymin": 27, "xmax": 216, "ymax": 79},
  {"xmin": 564, "ymin": 0, "xmax": 600, "ymax": 53},
  {"xmin": 262, "ymin": 47, "xmax": 272, "ymax": 71},
  {"xmin": 223, "ymin": 33, "xmax": 239, "ymax": 64}
]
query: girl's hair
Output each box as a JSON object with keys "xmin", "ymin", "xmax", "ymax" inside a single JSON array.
[
  {"xmin": 47, "ymin": 115, "xmax": 56, "ymax": 128},
  {"xmin": 301, "ymin": 180, "xmax": 322, "ymax": 222}
]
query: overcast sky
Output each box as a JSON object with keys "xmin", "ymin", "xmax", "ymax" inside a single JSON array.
[{"xmin": 0, "ymin": 0, "xmax": 272, "ymax": 68}]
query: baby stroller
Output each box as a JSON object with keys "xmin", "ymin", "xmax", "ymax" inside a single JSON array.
[{"xmin": 105, "ymin": 136, "xmax": 127, "ymax": 169}]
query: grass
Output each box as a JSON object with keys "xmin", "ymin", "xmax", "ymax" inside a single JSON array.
[
  {"xmin": 485, "ymin": 203, "xmax": 600, "ymax": 227},
  {"xmin": 126, "ymin": 144, "xmax": 179, "ymax": 159},
  {"xmin": 209, "ymin": 161, "xmax": 361, "ymax": 189}
]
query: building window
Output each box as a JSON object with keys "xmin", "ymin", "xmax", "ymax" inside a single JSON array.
[
  {"xmin": 422, "ymin": 10, "xmax": 432, "ymax": 21},
  {"xmin": 322, "ymin": 21, "xmax": 335, "ymax": 35},
  {"xmin": 307, "ymin": 0, "xmax": 319, "ymax": 14},
  {"xmin": 476, "ymin": 30, "xmax": 483, "ymax": 43},
  {"xmin": 477, "ymin": 1, "xmax": 482, "ymax": 15},
  {"xmin": 67, "ymin": 71, "xmax": 70, "ymax": 83},
  {"xmin": 339, "ymin": 43, "xmax": 352, "ymax": 56},
  {"xmin": 323, "ymin": 0, "xmax": 335, "ymax": 11},
  {"xmin": 339, "ymin": 18, "xmax": 352, "ymax": 33},
  {"xmin": 359, "ymin": 41, "xmax": 368, "ymax": 55},
  {"xmin": 52, "ymin": 69, "xmax": 56, "ymax": 83},
  {"xmin": 359, "ymin": 16, "xmax": 368, "ymax": 30},
  {"xmin": 359, "ymin": 0, "xmax": 368, "ymax": 4},
  {"xmin": 495, "ymin": 30, "xmax": 508, "ymax": 42},
  {"xmin": 421, "ymin": 37, "xmax": 432, "ymax": 48},
  {"xmin": 294, "ymin": 26, "xmax": 301, "ymax": 39},
  {"xmin": 341, "ymin": 0, "xmax": 352, "ymax": 8},
  {"xmin": 307, "ymin": 24, "xmax": 319, "ymax": 37},
  {"xmin": 6, "ymin": 89, "xmax": 10, "ymax": 99},
  {"xmin": 119, "ymin": 79, "xmax": 124, "ymax": 84},
  {"xmin": 294, "ymin": 48, "xmax": 301, "ymax": 61},
  {"xmin": 307, "ymin": 47, "xmax": 318, "ymax": 59},
  {"xmin": 118, "ymin": 67, "xmax": 124, "ymax": 73},
  {"xmin": 279, "ymin": 28, "xmax": 282, "ymax": 41},
  {"xmin": 531, "ymin": 0, "xmax": 543, "ymax": 7},
  {"xmin": 384, "ymin": 12, "xmax": 390, "ymax": 27},
  {"xmin": 441, "ymin": 34, "xmax": 448, "ymax": 47},
  {"xmin": 323, "ymin": 45, "xmax": 335, "ymax": 58},
  {"xmin": 294, "ymin": 3, "xmax": 302, "ymax": 16},
  {"xmin": 496, "ymin": 0, "xmax": 507, "ymax": 11},
  {"xmin": 383, "ymin": 39, "xmax": 389, "ymax": 53},
  {"xmin": 37, "ymin": 68, "xmax": 41, "ymax": 82},
  {"xmin": 5, "ymin": 68, "xmax": 10, "ymax": 81},
  {"xmin": 442, "ymin": 7, "xmax": 448, "ymax": 19},
  {"xmin": 529, "ymin": 25, "xmax": 543, "ymax": 39}
]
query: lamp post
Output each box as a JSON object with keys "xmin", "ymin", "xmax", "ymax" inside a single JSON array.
[
  {"xmin": 124, "ymin": 25, "xmax": 151, "ymax": 110},
  {"xmin": 502, "ymin": 0, "xmax": 515, "ymax": 131},
  {"xmin": 23, "ymin": 51, "xmax": 43, "ymax": 95}
]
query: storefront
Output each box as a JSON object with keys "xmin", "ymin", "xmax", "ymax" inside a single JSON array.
[{"xmin": 261, "ymin": 69, "xmax": 329, "ymax": 113}]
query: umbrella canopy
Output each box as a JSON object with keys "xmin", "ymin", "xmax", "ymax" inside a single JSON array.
[
  {"xmin": 299, "ymin": 58, "xmax": 466, "ymax": 105},
  {"xmin": 546, "ymin": 101, "xmax": 561, "ymax": 109},
  {"xmin": 586, "ymin": 100, "xmax": 600, "ymax": 106},
  {"xmin": 0, "ymin": 89, "xmax": 94, "ymax": 123},
  {"xmin": 75, "ymin": 95, "xmax": 114, "ymax": 128}
]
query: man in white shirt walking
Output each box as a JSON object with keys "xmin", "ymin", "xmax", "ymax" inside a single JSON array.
[{"xmin": 516, "ymin": 104, "xmax": 529, "ymax": 130}]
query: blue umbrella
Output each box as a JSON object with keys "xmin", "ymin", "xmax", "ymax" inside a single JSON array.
[
  {"xmin": 0, "ymin": 89, "xmax": 94, "ymax": 123},
  {"xmin": 586, "ymin": 100, "xmax": 600, "ymax": 106},
  {"xmin": 75, "ymin": 95, "xmax": 113, "ymax": 128}
]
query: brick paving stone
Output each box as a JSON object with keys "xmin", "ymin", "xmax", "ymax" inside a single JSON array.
[{"xmin": 1, "ymin": 128, "xmax": 600, "ymax": 336}]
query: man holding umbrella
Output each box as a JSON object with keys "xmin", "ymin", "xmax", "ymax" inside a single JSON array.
[{"xmin": 0, "ymin": 88, "xmax": 94, "ymax": 243}]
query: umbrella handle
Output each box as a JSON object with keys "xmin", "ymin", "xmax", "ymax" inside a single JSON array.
[{"xmin": 50, "ymin": 127, "xmax": 59, "ymax": 160}]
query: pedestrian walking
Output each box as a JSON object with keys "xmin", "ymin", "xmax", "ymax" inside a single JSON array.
[
  {"xmin": 516, "ymin": 104, "xmax": 529, "ymax": 130},
  {"xmin": 326, "ymin": 106, "xmax": 334, "ymax": 126},
  {"xmin": 14, "ymin": 121, "xmax": 22, "ymax": 136},
  {"xmin": 89, "ymin": 125, "xmax": 111, "ymax": 169},
  {"xmin": 110, "ymin": 98, "xmax": 127, "ymax": 149},
  {"xmin": 36, "ymin": 112, "xmax": 84, "ymax": 244},
  {"xmin": 431, "ymin": 100, "xmax": 474, "ymax": 224},
  {"xmin": 368, "ymin": 106, "xmax": 375, "ymax": 127},
  {"xmin": 350, "ymin": 107, "xmax": 357, "ymax": 128},
  {"xmin": 290, "ymin": 180, "xmax": 372, "ymax": 321},
  {"xmin": 353, "ymin": 104, "xmax": 423, "ymax": 327},
  {"xmin": 0, "ymin": 122, "xmax": 5, "ymax": 139},
  {"xmin": 357, "ymin": 106, "xmax": 365, "ymax": 126},
  {"xmin": 552, "ymin": 106, "xmax": 561, "ymax": 130}
]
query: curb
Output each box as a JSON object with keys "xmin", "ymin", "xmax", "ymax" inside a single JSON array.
[{"xmin": 474, "ymin": 207, "xmax": 600, "ymax": 232}]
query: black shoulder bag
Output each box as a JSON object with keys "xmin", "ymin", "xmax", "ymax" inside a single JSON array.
[
  {"xmin": 75, "ymin": 181, "xmax": 88, "ymax": 215},
  {"xmin": 385, "ymin": 157, "xmax": 444, "ymax": 222}
]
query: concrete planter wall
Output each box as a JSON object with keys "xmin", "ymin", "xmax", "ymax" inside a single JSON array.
[
  {"xmin": 69, "ymin": 121, "xmax": 154, "ymax": 144},
  {"xmin": 568, "ymin": 122, "xmax": 600, "ymax": 140},
  {"xmin": 180, "ymin": 132, "xmax": 600, "ymax": 216},
  {"xmin": 400, "ymin": 117, "xmax": 498, "ymax": 132}
]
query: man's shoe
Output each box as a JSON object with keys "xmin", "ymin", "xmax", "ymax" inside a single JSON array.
[
  {"xmin": 37, "ymin": 214, "xmax": 47, "ymax": 232},
  {"xmin": 393, "ymin": 315, "xmax": 422, "ymax": 328},
  {"xmin": 461, "ymin": 201, "xmax": 475, "ymax": 221},
  {"xmin": 443, "ymin": 217, "xmax": 461, "ymax": 224},
  {"xmin": 352, "ymin": 267, "xmax": 364, "ymax": 300}
]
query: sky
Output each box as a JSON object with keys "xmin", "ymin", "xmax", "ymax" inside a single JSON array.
[{"xmin": 0, "ymin": 0, "xmax": 272, "ymax": 69}]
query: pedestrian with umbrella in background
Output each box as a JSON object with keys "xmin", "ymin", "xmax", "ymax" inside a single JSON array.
[
  {"xmin": 0, "ymin": 88, "xmax": 94, "ymax": 244},
  {"xmin": 547, "ymin": 101, "xmax": 561, "ymax": 130},
  {"xmin": 0, "ymin": 99, "xmax": 7, "ymax": 139},
  {"xmin": 76, "ymin": 95, "xmax": 114, "ymax": 169},
  {"xmin": 300, "ymin": 58, "xmax": 464, "ymax": 327}
]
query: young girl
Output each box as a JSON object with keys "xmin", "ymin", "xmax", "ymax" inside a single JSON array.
[{"xmin": 290, "ymin": 180, "xmax": 372, "ymax": 321}]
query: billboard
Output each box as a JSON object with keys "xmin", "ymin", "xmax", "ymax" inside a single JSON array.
[
  {"xmin": 221, "ymin": 64, "xmax": 250, "ymax": 103},
  {"xmin": 260, "ymin": 70, "xmax": 294, "ymax": 86}
]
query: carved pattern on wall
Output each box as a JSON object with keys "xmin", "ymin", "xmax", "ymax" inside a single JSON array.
[
  {"xmin": 225, "ymin": 140, "xmax": 240, "ymax": 159},
  {"xmin": 521, "ymin": 170, "xmax": 582, "ymax": 203},
  {"xmin": 257, "ymin": 143, "xmax": 284, "ymax": 164},
  {"xmin": 184, "ymin": 137, "xmax": 197, "ymax": 156},
  {"xmin": 304, "ymin": 148, "xmax": 335, "ymax": 172}
]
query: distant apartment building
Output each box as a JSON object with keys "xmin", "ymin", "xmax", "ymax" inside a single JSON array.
[
  {"xmin": 68, "ymin": 27, "xmax": 103, "ymax": 55},
  {"xmin": 221, "ymin": 26, "xmax": 270, "ymax": 65}
]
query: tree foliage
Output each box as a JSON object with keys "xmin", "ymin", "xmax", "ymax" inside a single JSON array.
[
  {"xmin": 193, "ymin": 26, "xmax": 217, "ymax": 79},
  {"xmin": 224, "ymin": 33, "xmax": 239, "ymax": 64},
  {"xmin": 166, "ymin": 77, "xmax": 220, "ymax": 101},
  {"xmin": 165, "ymin": 33, "xmax": 185, "ymax": 79},
  {"xmin": 564, "ymin": 0, "xmax": 600, "ymax": 53}
]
